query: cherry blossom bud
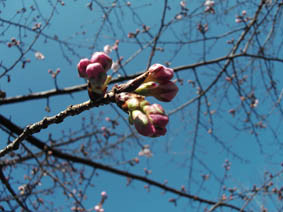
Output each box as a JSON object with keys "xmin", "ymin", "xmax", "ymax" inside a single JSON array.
[
  {"xmin": 77, "ymin": 58, "xmax": 92, "ymax": 78},
  {"xmin": 146, "ymin": 64, "xmax": 174, "ymax": 83},
  {"xmin": 153, "ymin": 81, "xmax": 178, "ymax": 102},
  {"xmin": 129, "ymin": 103, "xmax": 169, "ymax": 137},
  {"xmin": 133, "ymin": 157, "xmax": 139, "ymax": 163},
  {"xmin": 115, "ymin": 93, "xmax": 146, "ymax": 112},
  {"xmin": 103, "ymin": 45, "xmax": 112, "ymax": 54},
  {"xmin": 148, "ymin": 113, "xmax": 168, "ymax": 127},
  {"xmin": 138, "ymin": 145, "xmax": 153, "ymax": 157},
  {"xmin": 153, "ymin": 127, "xmax": 167, "ymax": 137},
  {"xmin": 134, "ymin": 81, "xmax": 158, "ymax": 96},
  {"xmin": 205, "ymin": 0, "xmax": 214, "ymax": 7},
  {"xmin": 143, "ymin": 104, "xmax": 168, "ymax": 136},
  {"xmin": 90, "ymin": 52, "xmax": 112, "ymax": 71},
  {"xmin": 176, "ymin": 14, "xmax": 183, "ymax": 20},
  {"xmin": 86, "ymin": 63, "xmax": 105, "ymax": 79},
  {"xmin": 94, "ymin": 205, "xmax": 101, "ymax": 211},
  {"xmin": 235, "ymin": 18, "xmax": 242, "ymax": 23},
  {"xmin": 131, "ymin": 110, "xmax": 155, "ymax": 137},
  {"xmin": 139, "ymin": 100, "xmax": 150, "ymax": 110},
  {"xmin": 143, "ymin": 103, "xmax": 165, "ymax": 115},
  {"xmin": 101, "ymin": 191, "xmax": 107, "ymax": 198},
  {"xmin": 86, "ymin": 63, "xmax": 108, "ymax": 96},
  {"xmin": 135, "ymin": 81, "xmax": 178, "ymax": 102},
  {"xmin": 180, "ymin": 1, "xmax": 186, "ymax": 8},
  {"xmin": 144, "ymin": 105, "xmax": 168, "ymax": 126},
  {"xmin": 126, "ymin": 97, "xmax": 140, "ymax": 111}
]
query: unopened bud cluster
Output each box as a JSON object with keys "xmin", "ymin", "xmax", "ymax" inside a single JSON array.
[
  {"xmin": 115, "ymin": 63, "xmax": 178, "ymax": 137},
  {"xmin": 77, "ymin": 53, "xmax": 178, "ymax": 137},
  {"xmin": 116, "ymin": 93, "xmax": 169, "ymax": 137},
  {"xmin": 77, "ymin": 52, "xmax": 112, "ymax": 99}
]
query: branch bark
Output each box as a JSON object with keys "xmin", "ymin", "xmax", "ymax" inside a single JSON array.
[{"xmin": 0, "ymin": 114, "xmax": 244, "ymax": 211}]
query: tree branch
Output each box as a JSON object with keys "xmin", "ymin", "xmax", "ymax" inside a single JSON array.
[{"xmin": 0, "ymin": 114, "xmax": 244, "ymax": 211}]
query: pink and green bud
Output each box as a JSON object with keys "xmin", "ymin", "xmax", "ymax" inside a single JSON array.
[
  {"xmin": 135, "ymin": 81, "xmax": 178, "ymax": 102},
  {"xmin": 143, "ymin": 104, "xmax": 169, "ymax": 132},
  {"xmin": 86, "ymin": 63, "xmax": 108, "ymax": 96},
  {"xmin": 115, "ymin": 92, "xmax": 147, "ymax": 112},
  {"xmin": 86, "ymin": 63, "xmax": 105, "ymax": 79},
  {"xmin": 91, "ymin": 52, "xmax": 112, "ymax": 71},
  {"xmin": 77, "ymin": 58, "xmax": 92, "ymax": 78},
  {"xmin": 131, "ymin": 110, "xmax": 155, "ymax": 137},
  {"xmin": 77, "ymin": 52, "xmax": 114, "ymax": 100},
  {"xmin": 153, "ymin": 81, "xmax": 178, "ymax": 102},
  {"xmin": 87, "ymin": 63, "xmax": 107, "ymax": 89},
  {"xmin": 134, "ymin": 81, "xmax": 158, "ymax": 96},
  {"xmin": 126, "ymin": 98, "xmax": 150, "ymax": 111},
  {"xmin": 139, "ymin": 100, "xmax": 150, "ymax": 110},
  {"xmin": 145, "ymin": 64, "xmax": 174, "ymax": 83},
  {"xmin": 126, "ymin": 98, "xmax": 140, "ymax": 111},
  {"xmin": 87, "ymin": 75, "xmax": 111, "ymax": 100},
  {"xmin": 130, "ymin": 104, "xmax": 169, "ymax": 137},
  {"xmin": 143, "ymin": 103, "xmax": 165, "ymax": 115}
]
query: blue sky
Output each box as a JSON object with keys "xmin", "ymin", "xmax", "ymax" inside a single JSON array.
[{"xmin": 1, "ymin": 0, "xmax": 283, "ymax": 211}]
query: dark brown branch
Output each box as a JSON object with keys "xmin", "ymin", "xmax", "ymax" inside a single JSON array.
[
  {"xmin": 0, "ymin": 96, "xmax": 113, "ymax": 158},
  {"xmin": 0, "ymin": 114, "xmax": 244, "ymax": 211},
  {"xmin": 0, "ymin": 2, "xmax": 58, "ymax": 79},
  {"xmin": 169, "ymin": 0, "xmax": 267, "ymax": 116},
  {"xmin": 0, "ymin": 53, "xmax": 282, "ymax": 106},
  {"xmin": 0, "ymin": 167, "xmax": 32, "ymax": 212},
  {"xmin": 0, "ymin": 74, "xmax": 140, "ymax": 105},
  {"xmin": 0, "ymin": 71, "xmax": 150, "ymax": 157}
]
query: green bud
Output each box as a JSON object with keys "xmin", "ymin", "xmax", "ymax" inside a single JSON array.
[{"xmin": 127, "ymin": 98, "xmax": 140, "ymax": 111}]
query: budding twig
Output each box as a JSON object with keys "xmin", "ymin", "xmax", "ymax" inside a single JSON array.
[{"xmin": 0, "ymin": 71, "xmax": 150, "ymax": 158}]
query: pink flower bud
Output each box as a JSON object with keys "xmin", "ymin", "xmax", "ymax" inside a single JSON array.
[
  {"xmin": 146, "ymin": 64, "xmax": 174, "ymax": 83},
  {"xmin": 148, "ymin": 113, "xmax": 168, "ymax": 128},
  {"xmin": 143, "ymin": 104, "xmax": 168, "ymax": 136},
  {"xmin": 130, "ymin": 104, "xmax": 169, "ymax": 137},
  {"xmin": 94, "ymin": 205, "xmax": 101, "ymax": 211},
  {"xmin": 135, "ymin": 81, "xmax": 178, "ymax": 102},
  {"xmin": 131, "ymin": 110, "xmax": 155, "ymax": 137},
  {"xmin": 205, "ymin": 0, "xmax": 215, "ymax": 7},
  {"xmin": 143, "ymin": 103, "xmax": 165, "ymax": 115},
  {"xmin": 235, "ymin": 18, "xmax": 242, "ymax": 23},
  {"xmin": 153, "ymin": 127, "xmax": 167, "ymax": 137},
  {"xmin": 103, "ymin": 45, "xmax": 112, "ymax": 54},
  {"xmin": 153, "ymin": 81, "xmax": 178, "ymax": 102},
  {"xmin": 90, "ymin": 52, "xmax": 112, "ymax": 71},
  {"xmin": 86, "ymin": 63, "xmax": 108, "ymax": 96},
  {"xmin": 86, "ymin": 63, "xmax": 105, "ymax": 79},
  {"xmin": 154, "ymin": 81, "xmax": 179, "ymax": 102},
  {"xmin": 77, "ymin": 58, "xmax": 92, "ymax": 78},
  {"xmin": 101, "ymin": 191, "xmax": 107, "ymax": 198}
]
